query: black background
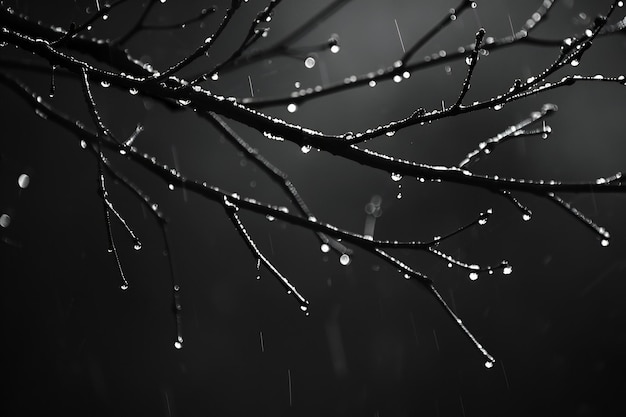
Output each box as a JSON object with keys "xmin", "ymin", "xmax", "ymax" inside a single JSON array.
[{"xmin": 1, "ymin": 0, "xmax": 626, "ymax": 416}]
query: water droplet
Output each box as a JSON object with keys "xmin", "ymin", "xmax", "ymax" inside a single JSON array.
[
  {"xmin": 266, "ymin": 215, "xmax": 275, "ymax": 222},
  {"xmin": 320, "ymin": 243, "xmax": 330, "ymax": 253},
  {"xmin": 301, "ymin": 145, "xmax": 311, "ymax": 154},
  {"xmin": 493, "ymin": 104, "xmax": 503, "ymax": 111},
  {"xmin": 485, "ymin": 361, "xmax": 494, "ymax": 369},
  {"xmin": 339, "ymin": 254, "xmax": 351, "ymax": 266},
  {"xmin": 393, "ymin": 75, "xmax": 402, "ymax": 83},
  {"xmin": 287, "ymin": 103, "xmax": 297, "ymax": 113},
  {"xmin": 304, "ymin": 56, "xmax": 316, "ymax": 68},
  {"xmin": 471, "ymin": 2, "xmax": 477, "ymax": 8},
  {"xmin": 330, "ymin": 44, "xmax": 340, "ymax": 53},
  {"xmin": 174, "ymin": 340, "xmax": 183, "ymax": 349},
  {"xmin": 391, "ymin": 173, "xmax": 403, "ymax": 182},
  {"xmin": 522, "ymin": 213, "xmax": 532, "ymax": 221},
  {"xmin": 601, "ymin": 239, "xmax": 610, "ymax": 247},
  {"xmin": 465, "ymin": 56, "xmax": 473, "ymax": 65},
  {"xmin": 151, "ymin": 203, "xmax": 159, "ymax": 211},
  {"xmin": 102, "ymin": 14, "xmax": 108, "ymax": 20},
  {"xmin": 447, "ymin": 262, "xmax": 453, "ymax": 268},
  {"xmin": 177, "ymin": 99, "xmax": 191, "ymax": 106},
  {"xmin": 396, "ymin": 192, "xmax": 402, "ymax": 199},
  {"xmin": 0, "ymin": 213, "xmax": 11, "ymax": 228},
  {"xmin": 100, "ymin": 80, "xmax": 110, "ymax": 88},
  {"xmin": 17, "ymin": 173, "xmax": 30, "ymax": 189},
  {"xmin": 570, "ymin": 59, "xmax": 580, "ymax": 67},
  {"xmin": 133, "ymin": 241, "xmax": 142, "ymax": 250},
  {"xmin": 120, "ymin": 283, "xmax": 129, "ymax": 290},
  {"xmin": 80, "ymin": 140, "xmax": 87, "ymax": 149},
  {"xmin": 129, "ymin": 88, "xmax": 138, "ymax": 95},
  {"xmin": 469, "ymin": 272, "xmax": 479, "ymax": 281},
  {"xmin": 368, "ymin": 80, "xmax": 377, "ymax": 87},
  {"xmin": 503, "ymin": 265, "xmax": 513, "ymax": 275},
  {"xmin": 385, "ymin": 130, "xmax": 395, "ymax": 137},
  {"xmin": 300, "ymin": 304, "xmax": 308, "ymax": 312}
]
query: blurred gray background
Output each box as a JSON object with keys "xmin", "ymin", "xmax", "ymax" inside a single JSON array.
[{"xmin": 1, "ymin": 0, "xmax": 625, "ymax": 415}]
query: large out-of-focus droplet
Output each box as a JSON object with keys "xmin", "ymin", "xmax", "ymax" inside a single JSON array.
[
  {"xmin": 18, "ymin": 174, "xmax": 30, "ymax": 189},
  {"xmin": 0, "ymin": 213, "xmax": 11, "ymax": 228},
  {"xmin": 304, "ymin": 56, "xmax": 316, "ymax": 68}
]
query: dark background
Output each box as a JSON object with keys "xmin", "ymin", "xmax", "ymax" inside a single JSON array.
[{"xmin": 1, "ymin": 0, "xmax": 626, "ymax": 416}]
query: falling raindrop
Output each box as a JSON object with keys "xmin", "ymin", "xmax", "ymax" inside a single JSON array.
[
  {"xmin": 17, "ymin": 174, "xmax": 30, "ymax": 189},
  {"xmin": 0, "ymin": 213, "xmax": 11, "ymax": 228},
  {"xmin": 304, "ymin": 56, "xmax": 316, "ymax": 68}
]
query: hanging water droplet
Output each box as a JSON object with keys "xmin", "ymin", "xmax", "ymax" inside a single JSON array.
[
  {"xmin": 396, "ymin": 192, "xmax": 402, "ymax": 199},
  {"xmin": 503, "ymin": 265, "xmax": 513, "ymax": 275},
  {"xmin": 339, "ymin": 254, "xmax": 351, "ymax": 266},
  {"xmin": 304, "ymin": 56, "xmax": 316, "ymax": 68},
  {"xmin": 17, "ymin": 173, "xmax": 30, "ymax": 189},
  {"xmin": 0, "ymin": 213, "xmax": 11, "ymax": 228},
  {"xmin": 133, "ymin": 240, "xmax": 142, "ymax": 251},
  {"xmin": 385, "ymin": 130, "xmax": 395, "ymax": 137},
  {"xmin": 120, "ymin": 283, "xmax": 129, "ymax": 290},
  {"xmin": 368, "ymin": 80, "xmax": 377, "ymax": 87},
  {"xmin": 522, "ymin": 213, "xmax": 532, "ymax": 221},
  {"xmin": 570, "ymin": 59, "xmax": 580, "ymax": 67},
  {"xmin": 393, "ymin": 75, "xmax": 402, "ymax": 83},
  {"xmin": 266, "ymin": 215, "xmax": 275, "ymax": 222},
  {"xmin": 174, "ymin": 340, "xmax": 183, "ymax": 349},
  {"xmin": 129, "ymin": 88, "xmax": 139, "ymax": 95},
  {"xmin": 301, "ymin": 145, "xmax": 311, "ymax": 154},
  {"xmin": 320, "ymin": 243, "xmax": 330, "ymax": 253},
  {"xmin": 484, "ymin": 361, "xmax": 494, "ymax": 369},
  {"xmin": 493, "ymin": 104, "xmax": 503, "ymax": 111},
  {"xmin": 391, "ymin": 173, "xmax": 402, "ymax": 182},
  {"xmin": 469, "ymin": 272, "xmax": 479, "ymax": 281},
  {"xmin": 465, "ymin": 56, "xmax": 473, "ymax": 65},
  {"xmin": 80, "ymin": 140, "xmax": 87, "ymax": 149},
  {"xmin": 447, "ymin": 262, "xmax": 453, "ymax": 268},
  {"xmin": 287, "ymin": 103, "xmax": 297, "ymax": 113},
  {"xmin": 300, "ymin": 304, "xmax": 308, "ymax": 312},
  {"xmin": 600, "ymin": 239, "xmax": 610, "ymax": 247},
  {"xmin": 168, "ymin": 183, "xmax": 175, "ymax": 191},
  {"xmin": 177, "ymin": 99, "xmax": 191, "ymax": 106}
]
